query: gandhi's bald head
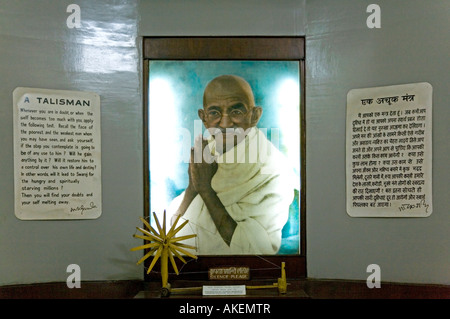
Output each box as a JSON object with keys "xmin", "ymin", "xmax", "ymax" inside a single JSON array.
[{"xmin": 203, "ymin": 75, "xmax": 255, "ymax": 108}]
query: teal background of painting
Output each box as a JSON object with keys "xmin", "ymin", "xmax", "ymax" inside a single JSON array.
[{"xmin": 149, "ymin": 60, "xmax": 300, "ymax": 254}]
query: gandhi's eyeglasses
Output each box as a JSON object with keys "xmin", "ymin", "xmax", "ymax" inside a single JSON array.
[{"xmin": 206, "ymin": 108, "xmax": 249, "ymax": 121}]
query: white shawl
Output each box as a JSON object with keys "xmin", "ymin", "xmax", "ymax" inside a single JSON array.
[{"xmin": 168, "ymin": 127, "xmax": 295, "ymax": 255}]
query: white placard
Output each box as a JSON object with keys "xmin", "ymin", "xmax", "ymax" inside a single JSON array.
[
  {"xmin": 202, "ymin": 285, "xmax": 246, "ymax": 296},
  {"xmin": 13, "ymin": 87, "xmax": 102, "ymax": 220},
  {"xmin": 346, "ymin": 82, "xmax": 432, "ymax": 217}
]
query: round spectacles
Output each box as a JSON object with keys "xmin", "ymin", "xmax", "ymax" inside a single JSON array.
[{"xmin": 206, "ymin": 109, "xmax": 247, "ymax": 121}]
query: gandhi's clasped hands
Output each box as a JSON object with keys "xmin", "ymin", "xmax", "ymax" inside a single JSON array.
[{"xmin": 188, "ymin": 135, "xmax": 218, "ymax": 195}]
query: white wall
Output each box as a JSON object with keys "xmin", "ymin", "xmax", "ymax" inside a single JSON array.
[
  {"xmin": 305, "ymin": 0, "xmax": 450, "ymax": 285},
  {"xmin": 0, "ymin": 0, "xmax": 448, "ymax": 286},
  {"xmin": 0, "ymin": 0, "xmax": 144, "ymax": 285}
]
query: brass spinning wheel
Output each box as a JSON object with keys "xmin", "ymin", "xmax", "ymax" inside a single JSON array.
[
  {"xmin": 131, "ymin": 210, "xmax": 289, "ymax": 297},
  {"xmin": 131, "ymin": 210, "xmax": 197, "ymax": 295}
]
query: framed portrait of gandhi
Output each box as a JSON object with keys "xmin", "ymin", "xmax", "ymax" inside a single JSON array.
[{"xmin": 142, "ymin": 37, "xmax": 306, "ymax": 280}]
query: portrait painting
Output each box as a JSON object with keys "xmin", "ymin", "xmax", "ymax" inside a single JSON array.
[{"xmin": 147, "ymin": 60, "xmax": 301, "ymax": 256}]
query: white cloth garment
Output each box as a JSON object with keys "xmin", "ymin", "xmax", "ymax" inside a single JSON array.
[{"xmin": 167, "ymin": 127, "xmax": 295, "ymax": 255}]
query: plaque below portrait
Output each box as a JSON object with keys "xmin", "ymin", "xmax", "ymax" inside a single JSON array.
[{"xmin": 208, "ymin": 266, "xmax": 250, "ymax": 280}]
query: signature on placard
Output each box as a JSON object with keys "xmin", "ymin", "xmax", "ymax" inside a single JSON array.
[
  {"xmin": 398, "ymin": 199, "xmax": 430, "ymax": 214},
  {"xmin": 69, "ymin": 202, "xmax": 97, "ymax": 215}
]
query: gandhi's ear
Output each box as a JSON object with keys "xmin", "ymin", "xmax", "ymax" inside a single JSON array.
[
  {"xmin": 198, "ymin": 109, "xmax": 207, "ymax": 124},
  {"xmin": 250, "ymin": 106, "xmax": 263, "ymax": 126}
]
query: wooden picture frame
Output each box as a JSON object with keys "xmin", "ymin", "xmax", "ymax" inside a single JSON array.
[{"xmin": 142, "ymin": 36, "xmax": 306, "ymax": 281}]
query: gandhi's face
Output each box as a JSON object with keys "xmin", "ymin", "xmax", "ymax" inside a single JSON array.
[{"xmin": 199, "ymin": 76, "xmax": 262, "ymax": 151}]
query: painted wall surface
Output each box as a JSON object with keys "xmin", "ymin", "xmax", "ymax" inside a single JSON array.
[
  {"xmin": 0, "ymin": 0, "xmax": 144, "ymax": 285},
  {"xmin": 0, "ymin": 0, "xmax": 449, "ymax": 286},
  {"xmin": 305, "ymin": 0, "xmax": 450, "ymax": 285}
]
